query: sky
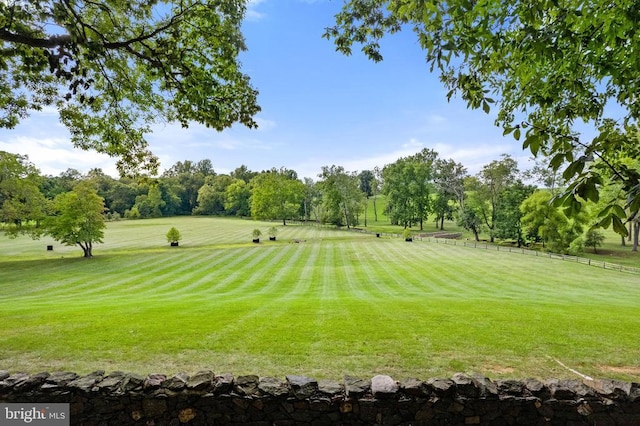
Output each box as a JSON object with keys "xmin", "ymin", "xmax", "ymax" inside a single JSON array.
[{"xmin": 0, "ymin": 0, "xmax": 533, "ymax": 181}]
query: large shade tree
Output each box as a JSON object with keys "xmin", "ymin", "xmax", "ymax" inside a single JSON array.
[
  {"xmin": 326, "ymin": 0, "xmax": 640, "ymax": 236},
  {"xmin": 250, "ymin": 169, "xmax": 305, "ymax": 225},
  {"xmin": 382, "ymin": 148, "xmax": 437, "ymax": 230},
  {"xmin": 1, "ymin": 1, "xmax": 260, "ymax": 175},
  {"xmin": 46, "ymin": 181, "xmax": 106, "ymax": 257}
]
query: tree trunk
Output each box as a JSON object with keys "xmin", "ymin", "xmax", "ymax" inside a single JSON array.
[
  {"xmin": 78, "ymin": 241, "xmax": 92, "ymax": 257},
  {"xmin": 364, "ymin": 197, "xmax": 368, "ymax": 227},
  {"xmin": 343, "ymin": 205, "xmax": 350, "ymax": 229},
  {"xmin": 472, "ymin": 227, "xmax": 480, "ymax": 241},
  {"xmin": 440, "ymin": 216, "xmax": 445, "ymax": 231},
  {"xmin": 633, "ymin": 221, "xmax": 639, "ymax": 253},
  {"xmin": 373, "ymin": 196, "xmax": 378, "ymax": 222},
  {"xmin": 282, "ymin": 218, "xmax": 286, "ymax": 226},
  {"xmin": 621, "ymin": 235, "xmax": 626, "ymax": 246}
]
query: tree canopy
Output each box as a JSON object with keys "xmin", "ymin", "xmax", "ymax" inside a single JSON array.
[
  {"xmin": 325, "ymin": 0, "xmax": 640, "ymax": 235},
  {"xmin": 45, "ymin": 181, "xmax": 106, "ymax": 257},
  {"xmin": 0, "ymin": 1, "xmax": 260, "ymax": 175}
]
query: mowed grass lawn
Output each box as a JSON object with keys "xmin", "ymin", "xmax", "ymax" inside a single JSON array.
[{"xmin": 0, "ymin": 217, "xmax": 639, "ymax": 382}]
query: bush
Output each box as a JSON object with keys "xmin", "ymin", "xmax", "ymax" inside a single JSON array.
[
  {"xmin": 125, "ymin": 207, "xmax": 140, "ymax": 220},
  {"xmin": 252, "ymin": 228, "xmax": 262, "ymax": 238},
  {"xmin": 568, "ymin": 237, "xmax": 584, "ymax": 255}
]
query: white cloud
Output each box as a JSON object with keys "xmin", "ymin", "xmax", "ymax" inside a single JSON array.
[
  {"xmin": 246, "ymin": 0, "xmax": 267, "ymax": 21},
  {"xmin": 255, "ymin": 117, "xmax": 277, "ymax": 131},
  {"xmin": 0, "ymin": 136, "xmax": 118, "ymax": 177}
]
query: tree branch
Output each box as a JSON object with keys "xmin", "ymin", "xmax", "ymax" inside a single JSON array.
[{"xmin": 0, "ymin": 28, "xmax": 72, "ymax": 48}]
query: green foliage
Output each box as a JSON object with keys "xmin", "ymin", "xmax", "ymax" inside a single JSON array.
[
  {"xmin": 252, "ymin": 228, "xmax": 262, "ymax": 239},
  {"xmin": 382, "ymin": 149, "xmax": 438, "ymax": 230},
  {"xmin": 584, "ymin": 229, "xmax": 606, "ymax": 253},
  {"xmin": 494, "ymin": 181, "xmax": 536, "ymax": 246},
  {"xmin": 318, "ymin": 165, "xmax": 365, "ymax": 228},
  {"xmin": 520, "ymin": 190, "xmax": 589, "ymax": 254},
  {"xmin": 0, "ymin": 151, "xmax": 49, "ymax": 238},
  {"xmin": 45, "ymin": 181, "xmax": 106, "ymax": 257},
  {"xmin": 194, "ymin": 174, "xmax": 234, "ymax": 215},
  {"xmin": 0, "ymin": 1, "xmax": 260, "ymax": 175},
  {"xmin": 166, "ymin": 227, "xmax": 182, "ymax": 244},
  {"xmin": 125, "ymin": 206, "xmax": 141, "ymax": 220},
  {"xmin": 268, "ymin": 226, "xmax": 278, "ymax": 238},
  {"xmin": 326, "ymin": 0, "xmax": 640, "ymax": 234},
  {"xmin": 224, "ymin": 179, "xmax": 251, "ymax": 217},
  {"xmin": 433, "ymin": 159, "xmax": 467, "ymax": 230},
  {"xmin": 456, "ymin": 205, "xmax": 483, "ymax": 241},
  {"xmin": 250, "ymin": 169, "xmax": 305, "ymax": 225}
]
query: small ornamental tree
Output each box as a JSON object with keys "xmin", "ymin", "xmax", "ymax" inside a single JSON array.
[
  {"xmin": 252, "ymin": 228, "xmax": 261, "ymax": 243},
  {"xmin": 166, "ymin": 227, "xmax": 182, "ymax": 245},
  {"xmin": 268, "ymin": 226, "xmax": 278, "ymax": 240},
  {"xmin": 584, "ymin": 229, "xmax": 605, "ymax": 253}
]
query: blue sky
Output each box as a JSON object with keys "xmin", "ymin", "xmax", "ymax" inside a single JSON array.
[{"xmin": 0, "ymin": 0, "xmax": 530, "ymax": 180}]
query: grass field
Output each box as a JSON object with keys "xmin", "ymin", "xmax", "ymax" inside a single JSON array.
[{"xmin": 1, "ymin": 216, "xmax": 639, "ymax": 382}]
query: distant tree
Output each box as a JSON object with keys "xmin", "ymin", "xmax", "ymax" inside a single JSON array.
[
  {"xmin": 520, "ymin": 190, "xmax": 589, "ymax": 253},
  {"xmin": 383, "ymin": 149, "xmax": 437, "ymax": 230},
  {"xmin": 494, "ymin": 181, "xmax": 536, "ymax": 247},
  {"xmin": 0, "ymin": 151, "xmax": 49, "ymax": 237},
  {"xmin": 476, "ymin": 155, "xmax": 520, "ymax": 242},
  {"xmin": 584, "ymin": 229, "xmax": 605, "ymax": 254},
  {"xmin": 250, "ymin": 169, "xmax": 305, "ymax": 225},
  {"xmin": 45, "ymin": 181, "xmax": 106, "ymax": 257},
  {"xmin": 524, "ymin": 157, "xmax": 566, "ymax": 196},
  {"xmin": 230, "ymin": 165, "xmax": 258, "ymax": 183},
  {"xmin": 0, "ymin": 1, "xmax": 260, "ymax": 175},
  {"xmin": 318, "ymin": 165, "xmax": 364, "ymax": 228},
  {"xmin": 302, "ymin": 177, "xmax": 321, "ymax": 222},
  {"xmin": 194, "ymin": 174, "xmax": 233, "ymax": 215},
  {"xmin": 105, "ymin": 180, "xmax": 138, "ymax": 216},
  {"xmin": 371, "ymin": 166, "xmax": 383, "ymax": 222},
  {"xmin": 40, "ymin": 168, "xmax": 83, "ymax": 199},
  {"xmin": 457, "ymin": 205, "xmax": 483, "ymax": 242},
  {"xmin": 224, "ymin": 179, "xmax": 251, "ymax": 217},
  {"xmin": 358, "ymin": 170, "xmax": 375, "ymax": 197},
  {"xmin": 133, "ymin": 185, "xmax": 165, "ymax": 218},
  {"xmin": 162, "ymin": 160, "xmax": 214, "ymax": 215},
  {"xmin": 433, "ymin": 158, "xmax": 467, "ymax": 230},
  {"xmin": 358, "ymin": 169, "xmax": 375, "ymax": 226}
]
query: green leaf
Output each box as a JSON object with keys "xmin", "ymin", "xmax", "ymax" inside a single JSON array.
[
  {"xmin": 611, "ymin": 215, "xmax": 629, "ymax": 236},
  {"xmin": 513, "ymin": 128, "xmax": 521, "ymax": 141}
]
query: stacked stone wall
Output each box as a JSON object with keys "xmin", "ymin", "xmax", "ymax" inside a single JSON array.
[{"xmin": 1, "ymin": 370, "xmax": 639, "ymax": 425}]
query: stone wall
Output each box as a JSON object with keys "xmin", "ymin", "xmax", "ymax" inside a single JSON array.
[{"xmin": 1, "ymin": 370, "xmax": 639, "ymax": 425}]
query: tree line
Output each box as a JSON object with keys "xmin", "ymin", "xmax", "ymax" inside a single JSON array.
[{"xmin": 1, "ymin": 148, "xmax": 638, "ymax": 257}]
